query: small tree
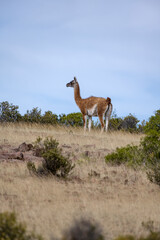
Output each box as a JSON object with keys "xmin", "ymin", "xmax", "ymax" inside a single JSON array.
[
  {"xmin": 66, "ymin": 113, "xmax": 83, "ymax": 127},
  {"xmin": 121, "ymin": 114, "xmax": 139, "ymax": 132},
  {"xmin": 23, "ymin": 107, "xmax": 42, "ymax": 123},
  {"xmin": 0, "ymin": 101, "xmax": 21, "ymax": 122},
  {"xmin": 109, "ymin": 117, "xmax": 123, "ymax": 131},
  {"xmin": 41, "ymin": 111, "xmax": 58, "ymax": 124},
  {"xmin": 59, "ymin": 113, "xmax": 67, "ymax": 125},
  {"xmin": 144, "ymin": 109, "xmax": 160, "ymax": 134},
  {"xmin": 59, "ymin": 113, "xmax": 83, "ymax": 127}
]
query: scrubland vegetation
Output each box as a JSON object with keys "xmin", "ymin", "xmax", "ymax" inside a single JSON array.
[
  {"xmin": 0, "ymin": 101, "xmax": 145, "ymax": 132},
  {"xmin": 0, "ymin": 101, "xmax": 160, "ymax": 240}
]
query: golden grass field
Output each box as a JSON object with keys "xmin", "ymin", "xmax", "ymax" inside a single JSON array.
[{"xmin": 0, "ymin": 123, "xmax": 160, "ymax": 239}]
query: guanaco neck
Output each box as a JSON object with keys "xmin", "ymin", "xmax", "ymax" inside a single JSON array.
[{"xmin": 74, "ymin": 82, "xmax": 82, "ymax": 106}]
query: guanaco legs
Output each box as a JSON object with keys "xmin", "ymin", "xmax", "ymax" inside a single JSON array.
[{"xmin": 66, "ymin": 77, "xmax": 113, "ymax": 132}]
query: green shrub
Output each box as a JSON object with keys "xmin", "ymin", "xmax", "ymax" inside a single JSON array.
[
  {"xmin": 28, "ymin": 137, "xmax": 75, "ymax": 178},
  {"xmin": 142, "ymin": 111, "xmax": 160, "ymax": 185},
  {"xmin": 108, "ymin": 113, "xmax": 141, "ymax": 132},
  {"xmin": 43, "ymin": 137, "xmax": 59, "ymax": 151},
  {"xmin": 114, "ymin": 232, "xmax": 160, "ymax": 240},
  {"xmin": 114, "ymin": 236, "xmax": 135, "ymax": 240},
  {"xmin": 42, "ymin": 148, "xmax": 74, "ymax": 177},
  {"xmin": 0, "ymin": 212, "xmax": 43, "ymax": 240},
  {"xmin": 41, "ymin": 111, "xmax": 58, "ymax": 125},
  {"xmin": 33, "ymin": 137, "xmax": 59, "ymax": 157},
  {"xmin": 105, "ymin": 109, "xmax": 160, "ymax": 186},
  {"xmin": 141, "ymin": 132, "xmax": 160, "ymax": 166},
  {"xmin": 109, "ymin": 117, "xmax": 123, "ymax": 131},
  {"xmin": 144, "ymin": 110, "xmax": 160, "ymax": 134},
  {"xmin": 59, "ymin": 112, "xmax": 83, "ymax": 127},
  {"xmin": 23, "ymin": 107, "xmax": 42, "ymax": 123},
  {"xmin": 63, "ymin": 218, "xmax": 104, "ymax": 240},
  {"xmin": 105, "ymin": 133, "xmax": 160, "ymax": 168},
  {"xmin": 121, "ymin": 114, "xmax": 139, "ymax": 133},
  {"xmin": 105, "ymin": 131, "xmax": 160, "ymax": 184},
  {"xmin": 105, "ymin": 144, "xmax": 142, "ymax": 167}
]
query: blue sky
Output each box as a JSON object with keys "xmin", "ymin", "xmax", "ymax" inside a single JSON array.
[{"xmin": 0, "ymin": 0, "xmax": 160, "ymax": 122}]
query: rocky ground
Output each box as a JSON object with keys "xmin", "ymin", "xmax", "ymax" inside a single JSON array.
[{"xmin": 0, "ymin": 141, "xmax": 111, "ymax": 163}]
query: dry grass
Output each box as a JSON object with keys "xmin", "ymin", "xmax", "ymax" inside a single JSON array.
[
  {"xmin": 0, "ymin": 123, "xmax": 160, "ymax": 240},
  {"xmin": 0, "ymin": 122, "xmax": 141, "ymax": 150}
]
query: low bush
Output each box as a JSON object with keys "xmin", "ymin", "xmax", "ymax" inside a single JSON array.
[
  {"xmin": 144, "ymin": 110, "xmax": 160, "ymax": 134},
  {"xmin": 28, "ymin": 137, "xmax": 75, "ymax": 178},
  {"xmin": 33, "ymin": 136, "xmax": 59, "ymax": 154},
  {"xmin": 105, "ymin": 144, "xmax": 142, "ymax": 167},
  {"xmin": 114, "ymin": 232, "xmax": 160, "ymax": 240},
  {"xmin": 63, "ymin": 218, "xmax": 104, "ymax": 240},
  {"xmin": 0, "ymin": 212, "xmax": 43, "ymax": 240},
  {"xmin": 105, "ymin": 132, "xmax": 160, "ymax": 169},
  {"xmin": 105, "ymin": 109, "xmax": 160, "ymax": 186},
  {"xmin": 42, "ymin": 148, "xmax": 74, "ymax": 177},
  {"xmin": 141, "ymin": 131, "xmax": 160, "ymax": 166}
]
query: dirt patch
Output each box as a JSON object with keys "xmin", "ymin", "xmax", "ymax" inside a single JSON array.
[
  {"xmin": 60, "ymin": 143, "xmax": 111, "ymax": 162},
  {"xmin": 0, "ymin": 141, "xmax": 111, "ymax": 164},
  {"xmin": 0, "ymin": 143, "xmax": 43, "ymax": 162}
]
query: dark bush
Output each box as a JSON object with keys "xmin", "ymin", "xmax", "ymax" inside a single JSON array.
[
  {"xmin": 23, "ymin": 107, "xmax": 42, "ymax": 123},
  {"xmin": 121, "ymin": 114, "xmax": 139, "ymax": 133},
  {"xmin": 0, "ymin": 101, "xmax": 21, "ymax": 122},
  {"xmin": 0, "ymin": 212, "xmax": 43, "ymax": 240},
  {"xmin": 63, "ymin": 218, "xmax": 104, "ymax": 240},
  {"xmin": 42, "ymin": 148, "xmax": 74, "ymax": 177},
  {"xmin": 28, "ymin": 137, "xmax": 75, "ymax": 178}
]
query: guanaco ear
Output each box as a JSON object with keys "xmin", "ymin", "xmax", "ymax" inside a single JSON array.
[{"xmin": 74, "ymin": 77, "xmax": 77, "ymax": 82}]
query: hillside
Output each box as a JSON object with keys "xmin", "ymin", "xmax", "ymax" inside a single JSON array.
[{"xmin": 0, "ymin": 123, "xmax": 160, "ymax": 240}]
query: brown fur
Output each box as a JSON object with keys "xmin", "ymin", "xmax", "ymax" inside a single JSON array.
[
  {"xmin": 106, "ymin": 97, "xmax": 111, "ymax": 105},
  {"xmin": 66, "ymin": 77, "xmax": 112, "ymax": 131},
  {"xmin": 74, "ymin": 83, "xmax": 110, "ymax": 116},
  {"xmin": 74, "ymin": 83, "xmax": 111, "ymax": 116}
]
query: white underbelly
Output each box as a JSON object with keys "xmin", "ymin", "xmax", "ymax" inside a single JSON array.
[{"xmin": 87, "ymin": 104, "xmax": 98, "ymax": 116}]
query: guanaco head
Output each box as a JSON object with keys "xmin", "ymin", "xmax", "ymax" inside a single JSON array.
[{"xmin": 66, "ymin": 77, "xmax": 78, "ymax": 88}]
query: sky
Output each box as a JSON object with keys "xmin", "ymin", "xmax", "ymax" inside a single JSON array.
[{"xmin": 0, "ymin": 0, "xmax": 160, "ymax": 122}]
